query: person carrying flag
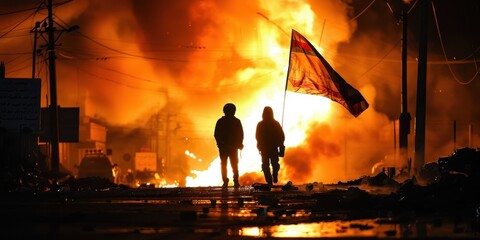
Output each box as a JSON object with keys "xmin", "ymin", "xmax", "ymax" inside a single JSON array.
[{"xmin": 255, "ymin": 106, "xmax": 285, "ymax": 186}]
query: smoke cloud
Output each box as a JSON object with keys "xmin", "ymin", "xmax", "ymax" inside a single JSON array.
[{"xmin": 1, "ymin": 0, "xmax": 479, "ymax": 185}]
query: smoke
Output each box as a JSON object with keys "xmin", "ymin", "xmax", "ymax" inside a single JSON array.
[
  {"xmin": 0, "ymin": 0, "xmax": 393, "ymax": 185},
  {"xmin": 283, "ymin": 122, "xmax": 342, "ymax": 183},
  {"xmin": 1, "ymin": 0, "xmax": 479, "ymax": 185},
  {"xmin": 337, "ymin": 0, "xmax": 480, "ymax": 169}
]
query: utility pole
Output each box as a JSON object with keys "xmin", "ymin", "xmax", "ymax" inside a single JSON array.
[
  {"xmin": 399, "ymin": 2, "xmax": 411, "ymax": 173},
  {"xmin": 386, "ymin": 0, "xmax": 412, "ymax": 172},
  {"xmin": 47, "ymin": 0, "xmax": 60, "ymax": 172},
  {"xmin": 31, "ymin": 21, "xmax": 40, "ymax": 79},
  {"xmin": 30, "ymin": 0, "xmax": 78, "ymax": 172},
  {"xmin": 414, "ymin": 0, "xmax": 429, "ymax": 175}
]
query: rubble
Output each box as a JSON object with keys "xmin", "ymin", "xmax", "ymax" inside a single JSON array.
[{"xmin": 1, "ymin": 148, "xmax": 479, "ymax": 238}]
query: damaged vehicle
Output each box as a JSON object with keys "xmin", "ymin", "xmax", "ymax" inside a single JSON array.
[{"xmin": 76, "ymin": 150, "xmax": 115, "ymax": 183}]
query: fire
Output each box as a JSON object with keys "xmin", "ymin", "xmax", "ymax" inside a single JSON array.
[
  {"xmin": 1, "ymin": 0, "xmax": 366, "ymax": 187},
  {"xmin": 5, "ymin": 0, "xmax": 474, "ymax": 188},
  {"xmin": 184, "ymin": 0, "xmax": 337, "ymax": 187},
  {"xmin": 186, "ymin": 93, "xmax": 332, "ymax": 187}
]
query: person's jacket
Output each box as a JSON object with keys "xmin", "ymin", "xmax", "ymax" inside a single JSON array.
[
  {"xmin": 256, "ymin": 108, "xmax": 285, "ymax": 153},
  {"xmin": 214, "ymin": 115, "xmax": 244, "ymax": 150}
]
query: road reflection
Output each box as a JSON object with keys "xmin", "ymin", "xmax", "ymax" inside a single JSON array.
[{"xmin": 236, "ymin": 218, "xmax": 476, "ymax": 238}]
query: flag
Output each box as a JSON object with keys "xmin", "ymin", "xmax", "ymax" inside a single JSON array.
[{"xmin": 286, "ymin": 29, "xmax": 369, "ymax": 117}]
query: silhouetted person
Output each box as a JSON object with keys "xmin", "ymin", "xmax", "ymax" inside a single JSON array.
[
  {"xmin": 256, "ymin": 106, "xmax": 285, "ymax": 186},
  {"xmin": 112, "ymin": 163, "xmax": 121, "ymax": 184},
  {"xmin": 214, "ymin": 103, "xmax": 244, "ymax": 188},
  {"xmin": 125, "ymin": 168, "xmax": 134, "ymax": 186}
]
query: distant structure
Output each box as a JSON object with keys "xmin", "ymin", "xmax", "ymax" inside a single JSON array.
[
  {"xmin": 0, "ymin": 62, "xmax": 4, "ymax": 78},
  {"xmin": 0, "ymin": 63, "xmax": 41, "ymax": 171}
]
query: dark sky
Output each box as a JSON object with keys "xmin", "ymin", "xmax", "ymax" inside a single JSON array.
[{"xmin": 346, "ymin": 0, "xmax": 480, "ymax": 119}]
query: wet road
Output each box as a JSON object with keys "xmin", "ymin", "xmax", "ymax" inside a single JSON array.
[{"xmin": 1, "ymin": 184, "xmax": 478, "ymax": 239}]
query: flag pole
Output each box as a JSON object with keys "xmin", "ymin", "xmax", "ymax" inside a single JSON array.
[{"xmin": 281, "ymin": 29, "xmax": 294, "ymax": 127}]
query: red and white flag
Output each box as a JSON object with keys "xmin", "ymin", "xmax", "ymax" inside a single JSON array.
[{"xmin": 286, "ymin": 29, "xmax": 369, "ymax": 117}]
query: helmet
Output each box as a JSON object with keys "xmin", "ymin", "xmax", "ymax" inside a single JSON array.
[{"xmin": 223, "ymin": 103, "xmax": 236, "ymax": 116}]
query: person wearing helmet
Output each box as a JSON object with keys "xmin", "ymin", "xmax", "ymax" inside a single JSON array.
[
  {"xmin": 255, "ymin": 106, "xmax": 285, "ymax": 186},
  {"xmin": 214, "ymin": 103, "xmax": 244, "ymax": 188}
]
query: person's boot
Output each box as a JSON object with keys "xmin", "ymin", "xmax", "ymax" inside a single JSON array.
[
  {"xmin": 222, "ymin": 178, "xmax": 229, "ymax": 187},
  {"xmin": 273, "ymin": 172, "xmax": 278, "ymax": 184},
  {"xmin": 233, "ymin": 179, "xmax": 240, "ymax": 188},
  {"xmin": 264, "ymin": 173, "xmax": 273, "ymax": 186},
  {"xmin": 262, "ymin": 165, "xmax": 273, "ymax": 186},
  {"xmin": 272, "ymin": 164, "xmax": 279, "ymax": 184}
]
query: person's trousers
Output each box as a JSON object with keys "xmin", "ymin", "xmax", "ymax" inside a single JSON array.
[
  {"xmin": 220, "ymin": 148, "xmax": 239, "ymax": 183},
  {"xmin": 261, "ymin": 153, "xmax": 279, "ymax": 184}
]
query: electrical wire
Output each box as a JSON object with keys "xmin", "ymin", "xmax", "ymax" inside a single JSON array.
[
  {"xmin": 54, "ymin": 29, "xmax": 279, "ymax": 91},
  {"xmin": 407, "ymin": 0, "xmax": 419, "ymax": 14},
  {"xmin": 448, "ymin": 45, "xmax": 480, "ymax": 62},
  {"xmin": 69, "ymin": 31, "xmax": 272, "ymax": 63},
  {"xmin": 74, "ymin": 31, "xmax": 191, "ymax": 62},
  {"xmin": 0, "ymin": 51, "xmax": 31, "ymax": 56},
  {"xmin": 0, "ymin": 1, "xmax": 43, "ymax": 16},
  {"xmin": 0, "ymin": 5, "xmax": 41, "ymax": 39},
  {"xmin": 99, "ymin": 67, "xmax": 165, "ymax": 86},
  {"xmin": 357, "ymin": 38, "xmax": 401, "ymax": 80},
  {"xmin": 4, "ymin": 55, "xmax": 31, "ymax": 74},
  {"xmin": 60, "ymin": 60, "xmax": 173, "ymax": 94},
  {"xmin": 431, "ymin": 1, "xmax": 479, "ymax": 85},
  {"xmin": 53, "ymin": 14, "xmax": 280, "ymax": 63},
  {"xmin": 350, "ymin": 0, "xmax": 376, "ymax": 22},
  {"xmin": 8, "ymin": 1, "xmax": 476, "ymax": 87}
]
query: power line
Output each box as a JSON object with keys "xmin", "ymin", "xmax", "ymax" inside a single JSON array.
[
  {"xmin": 0, "ymin": 1, "xmax": 42, "ymax": 16},
  {"xmin": 357, "ymin": 38, "xmax": 401, "ymax": 80},
  {"xmin": 431, "ymin": 1, "xmax": 479, "ymax": 85},
  {"xmin": 350, "ymin": 0, "xmax": 376, "ymax": 22},
  {"xmin": 0, "ymin": 51, "xmax": 31, "ymax": 55},
  {"xmin": 70, "ymin": 28, "xmax": 200, "ymax": 62},
  {"xmin": 4, "ymin": 55, "xmax": 32, "ymax": 74},
  {"xmin": 256, "ymin": 12, "xmax": 289, "ymax": 38},
  {"xmin": 407, "ymin": 0, "xmax": 419, "ymax": 14},
  {"xmin": 0, "ymin": 3, "xmax": 41, "ymax": 39},
  {"xmin": 60, "ymin": 60, "xmax": 174, "ymax": 94}
]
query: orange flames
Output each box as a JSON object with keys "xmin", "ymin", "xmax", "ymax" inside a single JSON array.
[
  {"xmin": 183, "ymin": 0, "xmax": 357, "ymax": 187},
  {"xmin": 186, "ymin": 93, "xmax": 333, "ymax": 187},
  {"xmin": 1, "ymin": 0, "xmax": 407, "ymax": 186}
]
